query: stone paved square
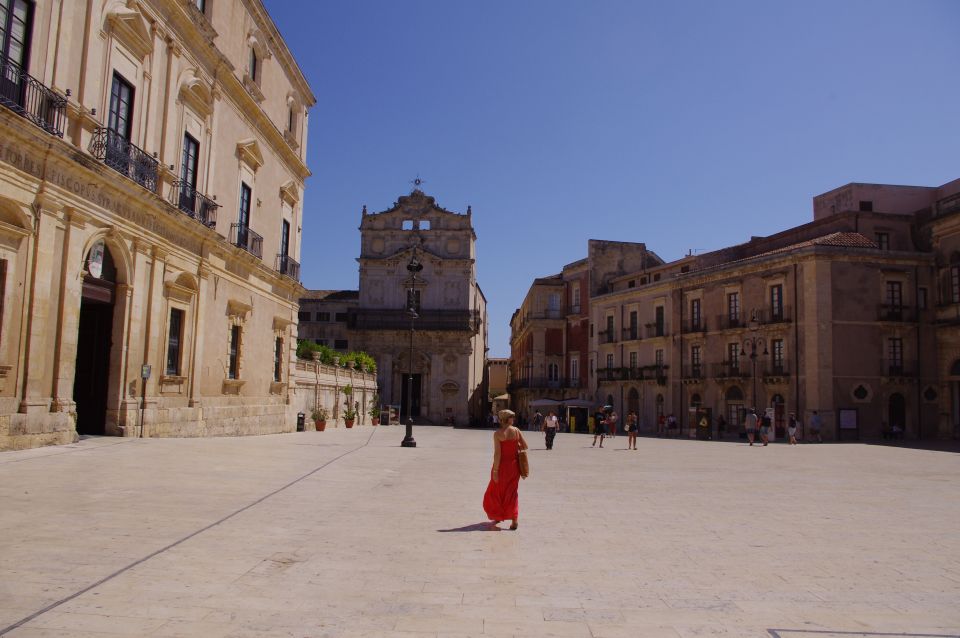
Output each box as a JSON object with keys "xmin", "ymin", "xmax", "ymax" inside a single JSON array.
[{"xmin": 1, "ymin": 427, "xmax": 958, "ymax": 637}]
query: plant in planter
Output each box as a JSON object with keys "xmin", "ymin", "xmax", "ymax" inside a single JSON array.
[
  {"xmin": 369, "ymin": 394, "xmax": 381, "ymax": 426},
  {"xmin": 311, "ymin": 407, "xmax": 329, "ymax": 432},
  {"xmin": 342, "ymin": 405, "xmax": 357, "ymax": 428}
]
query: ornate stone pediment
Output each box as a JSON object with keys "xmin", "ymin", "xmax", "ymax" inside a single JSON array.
[
  {"xmin": 279, "ymin": 181, "xmax": 299, "ymax": 206},
  {"xmin": 179, "ymin": 72, "xmax": 214, "ymax": 117},
  {"xmin": 236, "ymin": 139, "xmax": 264, "ymax": 172},
  {"xmin": 105, "ymin": 1, "xmax": 154, "ymax": 60}
]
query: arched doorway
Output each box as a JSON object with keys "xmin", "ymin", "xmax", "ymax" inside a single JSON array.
[
  {"xmin": 73, "ymin": 241, "xmax": 117, "ymax": 435},
  {"xmin": 888, "ymin": 393, "xmax": 906, "ymax": 434},
  {"xmin": 725, "ymin": 386, "xmax": 745, "ymax": 436}
]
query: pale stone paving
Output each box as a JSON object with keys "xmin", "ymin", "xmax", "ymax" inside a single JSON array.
[{"xmin": 0, "ymin": 428, "xmax": 957, "ymax": 637}]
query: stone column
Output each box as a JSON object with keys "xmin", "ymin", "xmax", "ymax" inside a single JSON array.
[
  {"xmin": 51, "ymin": 209, "xmax": 89, "ymax": 412},
  {"xmin": 19, "ymin": 195, "xmax": 62, "ymax": 414},
  {"xmin": 188, "ymin": 263, "xmax": 210, "ymax": 408}
]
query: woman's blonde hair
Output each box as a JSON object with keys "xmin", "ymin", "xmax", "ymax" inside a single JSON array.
[{"xmin": 498, "ymin": 409, "xmax": 515, "ymax": 424}]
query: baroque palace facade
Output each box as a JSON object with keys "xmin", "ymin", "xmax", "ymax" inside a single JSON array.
[
  {"xmin": 299, "ymin": 189, "xmax": 489, "ymax": 426},
  {"xmin": 511, "ymin": 179, "xmax": 960, "ymax": 441},
  {"xmin": 0, "ymin": 0, "xmax": 314, "ymax": 449}
]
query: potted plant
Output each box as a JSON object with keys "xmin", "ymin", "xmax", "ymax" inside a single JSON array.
[
  {"xmin": 311, "ymin": 407, "xmax": 328, "ymax": 432},
  {"xmin": 369, "ymin": 400, "xmax": 381, "ymax": 426},
  {"xmin": 342, "ymin": 404, "xmax": 357, "ymax": 428}
]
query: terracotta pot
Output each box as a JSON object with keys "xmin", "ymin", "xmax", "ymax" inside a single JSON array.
[
  {"xmin": 371, "ymin": 417, "xmax": 380, "ymax": 426},
  {"xmin": 345, "ymin": 419, "xmax": 355, "ymax": 428},
  {"xmin": 315, "ymin": 420, "xmax": 326, "ymax": 432}
]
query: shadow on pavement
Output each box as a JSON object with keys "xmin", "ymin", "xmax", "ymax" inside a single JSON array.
[{"xmin": 437, "ymin": 522, "xmax": 501, "ymax": 533}]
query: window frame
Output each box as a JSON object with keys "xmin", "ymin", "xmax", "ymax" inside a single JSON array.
[
  {"xmin": 165, "ymin": 307, "xmax": 185, "ymax": 376},
  {"xmin": 228, "ymin": 324, "xmax": 241, "ymax": 379}
]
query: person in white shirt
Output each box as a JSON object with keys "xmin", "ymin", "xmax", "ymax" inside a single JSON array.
[{"xmin": 544, "ymin": 411, "xmax": 559, "ymax": 450}]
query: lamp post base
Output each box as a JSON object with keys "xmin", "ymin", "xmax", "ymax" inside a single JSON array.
[{"xmin": 401, "ymin": 418, "xmax": 417, "ymax": 447}]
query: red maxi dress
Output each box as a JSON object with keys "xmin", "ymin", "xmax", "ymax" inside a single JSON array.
[{"xmin": 483, "ymin": 438, "xmax": 520, "ymax": 521}]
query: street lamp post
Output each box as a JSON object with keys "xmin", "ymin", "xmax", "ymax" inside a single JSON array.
[
  {"xmin": 401, "ymin": 251, "xmax": 422, "ymax": 448},
  {"xmin": 740, "ymin": 321, "xmax": 768, "ymax": 411}
]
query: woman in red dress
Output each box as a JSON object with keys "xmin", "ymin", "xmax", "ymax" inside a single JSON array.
[{"xmin": 483, "ymin": 409, "xmax": 528, "ymax": 530}]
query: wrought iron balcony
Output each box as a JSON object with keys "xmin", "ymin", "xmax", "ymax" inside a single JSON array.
[
  {"xmin": 89, "ymin": 127, "xmax": 158, "ymax": 192},
  {"xmin": 597, "ymin": 366, "xmax": 666, "ymax": 382},
  {"xmin": 644, "ymin": 323, "xmax": 668, "ymax": 338},
  {"xmin": 712, "ymin": 362, "xmax": 750, "ymax": 378},
  {"xmin": 508, "ymin": 376, "xmax": 576, "ymax": 390},
  {"xmin": 877, "ymin": 304, "xmax": 917, "ymax": 322},
  {"xmin": 276, "ymin": 253, "xmax": 300, "ymax": 281},
  {"xmin": 171, "ymin": 179, "xmax": 218, "ymax": 227},
  {"xmin": 681, "ymin": 319, "xmax": 707, "ymax": 334},
  {"xmin": 763, "ymin": 362, "xmax": 791, "ymax": 377},
  {"xmin": 230, "ymin": 223, "xmax": 263, "ymax": 258},
  {"xmin": 348, "ymin": 308, "xmax": 481, "ymax": 332},
  {"xmin": 622, "ymin": 326, "xmax": 640, "ymax": 341},
  {"xmin": 715, "ymin": 314, "xmax": 742, "ymax": 330},
  {"xmin": 598, "ymin": 329, "xmax": 616, "ymax": 344},
  {"xmin": 0, "ymin": 58, "xmax": 68, "ymax": 137},
  {"xmin": 755, "ymin": 305, "xmax": 792, "ymax": 324},
  {"xmin": 882, "ymin": 359, "xmax": 914, "ymax": 378},
  {"xmin": 681, "ymin": 364, "xmax": 704, "ymax": 380}
]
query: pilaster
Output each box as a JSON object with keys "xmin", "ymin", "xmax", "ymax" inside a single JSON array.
[
  {"xmin": 51, "ymin": 209, "xmax": 89, "ymax": 412},
  {"xmin": 188, "ymin": 262, "xmax": 211, "ymax": 407}
]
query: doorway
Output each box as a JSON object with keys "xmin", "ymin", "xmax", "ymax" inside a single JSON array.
[
  {"xmin": 73, "ymin": 242, "xmax": 117, "ymax": 435},
  {"xmin": 400, "ymin": 373, "xmax": 422, "ymax": 419},
  {"xmin": 888, "ymin": 393, "xmax": 906, "ymax": 434}
]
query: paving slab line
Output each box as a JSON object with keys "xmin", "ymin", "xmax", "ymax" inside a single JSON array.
[{"xmin": 0, "ymin": 427, "xmax": 379, "ymax": 636}]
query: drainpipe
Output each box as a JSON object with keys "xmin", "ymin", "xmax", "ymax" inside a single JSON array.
[
  {"xmin": 915, "ymin": 264, "xmax": 922, "ymax": 440},
  {"xmin": 679, "ymin": 286, "xmax": 685, "ymax": 432},
  {"xmin": 794, "ymin": 264, "xmax": 800, "ymax": 420}
]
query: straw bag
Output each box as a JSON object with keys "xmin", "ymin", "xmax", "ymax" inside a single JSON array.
[{"xmin": 517, "ymin": 448, "xmax": 529, "ymax": 479}]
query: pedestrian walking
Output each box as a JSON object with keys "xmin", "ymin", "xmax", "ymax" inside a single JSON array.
[
  {"xmin": 667, "ymin": 413, "xmax": 677, "ymax": 437},
  {"xmin": 657, "ymin": 414, "xmax": 666, "ymax": 437},
  {"xmin": 759, "ymin": 412, "xmax": 771, "ymax": 446},
  {"xmin": 625, "ymin": 411, "xmax": 638, "ymax": 450},
  {"xmin": 532, "ymin": 410, "xmax": 544, "ymax": 433},
  {"xmin": 809, "ymin": 410, "xmax": 823, "ymax": 443},
  {"xmin": 787, "ymin": 413, "xmax": 798, "ymax": 445},
  {"xmin": 592, "ymin": 407, "xmax": 610, "ymax": 447},
  {"xmin": 544, "ymin": 411, "xmax": 559, "ymax": 450},
  {"xmin": 483, "ymin": 409, "xmax": 528, "ymax": 530},
  {"xmin": 744, "ymin": 408, "xmax": 758, "ymax": 446}
]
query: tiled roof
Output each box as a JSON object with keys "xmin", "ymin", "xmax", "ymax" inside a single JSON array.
[{"xmin": 756, "ymin": 232, "xmax": 878, "ymax": 258}]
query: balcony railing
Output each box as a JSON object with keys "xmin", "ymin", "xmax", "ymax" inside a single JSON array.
[
  {"xmin": 755, "ymin": 305, "xmax": 792, "ymax": 324},
  {"xmin": 597, "ymin": 366, "xmax": 667, "ymax": 383},
  {"xmin": 230, "ymin": 223, "xmax": 263, "ymax": 258},
  {"xmin": 349, "ymin": 308, "xmax": 481, "ymax": 332},
  {"xmin": 0, "ymin": 58, "xmax": 68, "ymax": 137},
  {"xmin": 935, "ymin": 192, "xmax": 960, "ymax": 218},
  {"xmin": 715, "ymin": 314, "xmax": 742, "ymax": 330},
  {"xmin": 878, "ymin": 304, "xmax": 917, "ymax": 322},
  {"xmin": 763, "ymin": 362, "xmax": 791, "ymax": 377},
  {"xmin": 527, "ymin": 309, "xmax": 564, "ymax": 320},
  {"xmin": 569, "ymin": 304, "xmax": 582, "ymax": 315},
  {"xmin": 171, "ymin": 179, "xmax": 218, "ymax": 227},
  {"xmin": 644, "ymin": 323, "xmax": 668, "ymax": 338},
  {"xmin": 598, "ymin": 329, "xmax": 616, "ymax": 344},
  {"xmin": 712, "ymin": 362, "xmax": 750, "ymax": 378},
  {"xmin": 276, "ymin": 253, "xmax": 300, "ymax": 281},
  {"xmin": 681, "ymin": 319, "xmax": 707, "ymax": 334},
  {"xmin": 882, "ymin": 359, "xmax": 914, "ymax": 377},
  {"xmin": 89, "ymin": 127, "xmax": 158, "ymax": 192},
  {"xmin": 681, "ymin": 364, "xmax": 704, "ymax": 380},
  {"xmin": 508, "ymin": 376, "xmax": 577, "ymax": 390},
  {"xmin": 622, "ymin": 326, "xmax": 640, "ymax": 341}
]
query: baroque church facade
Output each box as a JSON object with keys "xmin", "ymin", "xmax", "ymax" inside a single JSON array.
[{"xmin": 300, "ymin": 189, "xmax": 488, "ymax": 425}]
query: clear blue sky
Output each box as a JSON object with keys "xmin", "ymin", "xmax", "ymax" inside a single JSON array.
[{"xmin": 265, "ymin": 0, "xmax": 960, "ymax": 358}]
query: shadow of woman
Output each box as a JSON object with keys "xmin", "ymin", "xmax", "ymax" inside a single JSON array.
[{"xmin": 437, "ymin": 522, "xmax": 501, "ymax": 532}]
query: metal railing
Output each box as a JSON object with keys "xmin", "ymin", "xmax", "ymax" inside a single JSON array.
[
  {"xmin": 681, "ymin": 319, "xmax": 707, "ymax": 334},
  {"xmin": 526, "ymin": 309, "xmax": 564, "ymax": 320},
  {"xmin": 508, "ymin": 376, "xmax": 576, "ymax": 390},
  {"xmin": 763, "ymin": 362, "xmax": 791, "ymax": 377},
  {"xmin": 644, "ymin": 323, "xmax": 668, "ymax": 338},
  {"xmin": 622, "ymin": 326, "xmax": 640, "ymax": 341},
  {"xmin": 597, "ymin": 366, "xmax": 667, "ymax": 382},
  {"xmin": 715, "ymin": 314, "xmax": 742, "ymax": 330},
  {"xmin": 712, "ymin": 362, "xmax": 750, "ymax": 378},
  {"xmin": 276, "ymin": 253, "xmax": 300, "ymax": 281},
  {"xmin": 681, "ymin": 364, "xmax": 704, "ymax": 379},
  {"xmin": 230, "ymin": 223, "xmax": 263, "ymax": 258},
  {"xmin": 89, "ymin": 127, "xmax": 158, "ymax": 192},
  {"xmin": 171, "ymin": 179, "xmax": 218, "ymax": 227},
  {"xmin": 0, "ymin": 58, "xmax": 68, "ymax": 137},
  {"xmin": 349, "ymin": 308, "xmax": 481, "ymax": 332},
  {"xmin": 882, "ymin": 359, "xmax": 914, "ymax": 377},
  {"xmin": 877, "ymin": 304, "xmax": 917, "ymax": 322},
  {"xmin": 598, "ymin": 329, "xmax": 616, "ymax": 344},
  {"xmin": 755, "ymin": 305, "xmax": 792, "ymax": 324}
]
